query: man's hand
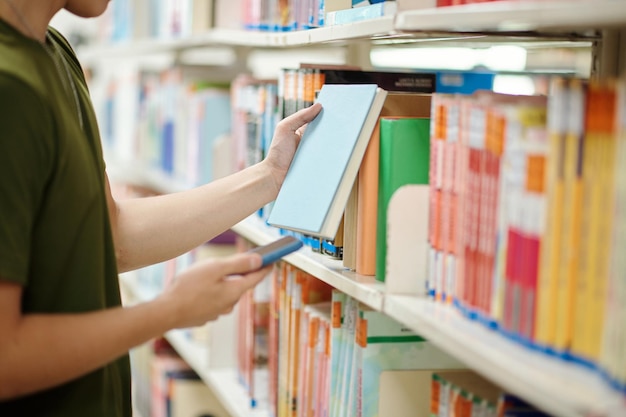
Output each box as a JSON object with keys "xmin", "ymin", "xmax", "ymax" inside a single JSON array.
[
  {"xmin": 263, "ymin": 103, "xmax": 323, "ymax": 194},
  {"xmin": 157, "ymin": 252, "xmax": 271, "ymax": 329}
]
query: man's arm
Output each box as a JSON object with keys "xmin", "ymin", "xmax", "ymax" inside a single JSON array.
[
  {"xmin": 0, "ymin": 252, "xmax": 269, "ymax": 400},
  {"xmin": 108, "ymin": 103, "xmax": 322, "ymax": 273}
]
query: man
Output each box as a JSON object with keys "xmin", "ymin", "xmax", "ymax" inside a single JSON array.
[{"xmin": 0, "ymin": 0, "xmax": 322, "ymax": 415}]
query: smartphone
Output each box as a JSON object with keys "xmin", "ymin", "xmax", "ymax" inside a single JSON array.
[{"xmin": 249, "ymin": 236, "xmax": 303, "ymax": 267}]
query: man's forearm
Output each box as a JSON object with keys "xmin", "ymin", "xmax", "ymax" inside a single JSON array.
[
  {"xmin": 112, "ymin": 162, "xmax": 277, "ymax": 273},
  {"xmin": 0, "ymin": 296, "xmax": 174, "ymax": 400}
]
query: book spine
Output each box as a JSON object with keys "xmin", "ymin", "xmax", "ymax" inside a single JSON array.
[
  {"xmin": 429, "ymin": 96, "xmax": 445, "ymax": 299},
  {"xmin": 553, "ymin": 79, "xmax": 586, "ymax": 353},
  {"xmin": 329, "ymin": 290, "xmax": 346, "ymax": 417},
  {"xmin": 572, "ymin": 81, "xmax": 617, "ymax": 361},
  {"xmin": 534, "ymin": 78, "xmax": 568, "ymax": 347},
  {"xmin": 601, "ymin": 80, "xmax": 626, "ymax": 389}
]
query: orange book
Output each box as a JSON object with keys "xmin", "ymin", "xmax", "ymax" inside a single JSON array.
[
  {"xmin": 278, "ymin": 264, "xmax": 293, "ymax": 417},
  {"xmin": 355, "ymin": 93, "xmax": 432, "ymax": 276},
  {"xmin": 268, "ymin": 265, "xmax": 282, "ymax": 417},
  {"xmin": 288, "ymin": 272, "xmax": 333, "ymax": 417}
]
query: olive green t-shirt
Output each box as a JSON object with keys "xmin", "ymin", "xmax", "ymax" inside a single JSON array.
[{"xmin": 0, "ymin": 20, "xmax": 131, "ymax": 416}]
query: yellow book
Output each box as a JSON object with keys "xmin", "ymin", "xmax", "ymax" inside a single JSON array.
[
  {"xmin": 534, "ymin": 78, "xmax": 568, "ymax": 347},
  {"xmin": 601, "ymin": 81, "xmax": 626, "ymax": 385},
  {"xmin": 579, "ymin": 82, "xmax": 617, "ymax": 361},
  {"xmin": 287, "ymin": 271, "xmax": 305, "ymax": 417},
  {"xmin": 278, "ymin": 265, "xmax": 294, "ymax": 417},
  {"xmin": 553, "ymin": 79, "xmax": 586, "ymax": 353}
]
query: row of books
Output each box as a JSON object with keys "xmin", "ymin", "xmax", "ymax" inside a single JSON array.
[
  {"xmin": 426, "ymin": 79, "xmax": 626, "ymax": 396},
  {"xmin": 94, "ymin": 0, "xmax": 564, "ymax": 44},
  {"xmin": 97, "ymin": 0, "xmax": 216, "ymax": 42},
  {"xmin": 234, "ymin": 71, "xmax": 624, "ymax": 400},
  {"xmin": 99, "ymin": 65, "xmax": 232, "ymax": 187},
  {"xmin": 235, "ymin": 251, "xmax": 470, "ymax": 417},
  {"xmin": 229, "ymin": 66, "xmax": 492, "ymax": 261},
  {"xmin": 431, "ymin": 371, "xmax": 552, "ymax": 417},
  {"xmin": 98, "ymin": 63, "xmax": 491, "ymax": 197},
  {"xmin": 234, "ymin": 247, "xmax": 552, "ymax": 417}
]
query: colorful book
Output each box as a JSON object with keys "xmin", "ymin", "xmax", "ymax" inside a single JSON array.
[
  {"xmin": 268, "ymin": 84, "xmax": 388, "ymax": 239},
  {"xmin": 601, "ymin": 80, "xmax": 626, "ymax": 389},
  {"xmin": 534, "ymin": 78, "xmax": 569, "ymax": 347},
  {"xmin": 356, "ymin": 93, "xmax": 432, "ymax": 277},
  {"xmin": 572, "ymin": 81, "xmax": 617, "ymax": 361},
  {"xmin": 376, "ymin": 117, "xmax": 431, "ymax": 282},
  {"xmin": 553, "ymin": 79, "xmax": 587, "ymax": 353},
  {"xmin": 329, "ymin": 290, "xmax": 347, "ymax": 417}
]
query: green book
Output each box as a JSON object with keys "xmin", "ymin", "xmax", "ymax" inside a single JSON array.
[{"xmin": 376, "ymin": 117, "xmax": 431, "ymax": 282}]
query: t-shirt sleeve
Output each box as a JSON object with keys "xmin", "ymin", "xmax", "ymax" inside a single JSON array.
[{"xmin": 0, "ymin": 74, "xmax": 55, "ymax": 285}]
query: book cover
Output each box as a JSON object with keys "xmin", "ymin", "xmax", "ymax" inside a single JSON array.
[
  {"xmin": 356, "ymin": 93, "xmax": 432, "ymax": 277},
  {"xmin": 376, "ymin": 117, "xmax": 431, "ymax": 282},
  {"xmin": 268, "ymin": 84, "xmax": 388, "ymax": 239}
]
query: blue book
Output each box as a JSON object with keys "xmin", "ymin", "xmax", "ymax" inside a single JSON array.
[
  {"xmin": 435, "ymin": 70, "xmax": 495, "ymax": 94},
  {"xmin": 325, "ymin": 2, "xmax": 397, "ymax": 26},
  {"xmin": 267, "ymin": 84, "xmax": 387, "ymax": 239}
]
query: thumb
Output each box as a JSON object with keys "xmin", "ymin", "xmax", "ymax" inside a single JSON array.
[
  {"xmin": 281, "ymin": 102, "xmax": 322, "ymax": 133},
  {"xmin": 215, "ymin": 253, "xmax": 263, "ymax": 277}
]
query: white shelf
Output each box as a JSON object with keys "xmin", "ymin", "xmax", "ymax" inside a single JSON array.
[
  {"xmin": 164, "ymin": 330, "xmax": 267, "ymax": 417},
  {"xmin": 106, "ymin": 159, "xmax": 191, "ymax": 195},
  {"xmin": 77, "ymin": 1, "xmax": 625, "ymax": 63},
  {"xmin": 78, "ymin": 17, "xmax": 398, "ymax": 62},
  {"xmin": 232, "ymin": 216, "xmax": 386, "ymax": 311},
  {"xmin": 395, "ymin": 1, "xmax": 626, "ymax": 33},
  {"xmin": 383, "ymin": 295, "xmax": 626, "ymax": 417}
]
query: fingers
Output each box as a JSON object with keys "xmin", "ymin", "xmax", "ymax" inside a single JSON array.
[
  {"xmin": 226, "ymin": 265, "xmax": 273, "ymax": 295},
  {"xmin": 280, "ymin": 102, "xmax": 322, "ymax": 134},
  {"xmin": 213, "ymin": 252, "xmax": 263, "ymax": 277}
]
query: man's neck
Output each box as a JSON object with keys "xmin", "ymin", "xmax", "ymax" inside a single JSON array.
[{"xmin": 0, "ymin": 0, "xmax": 56, "ymax": 43}]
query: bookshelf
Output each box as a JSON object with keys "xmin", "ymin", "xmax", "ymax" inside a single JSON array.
[{"xmin": 94, "ymin": 1, "xmax": 626, "ymax": 417}]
